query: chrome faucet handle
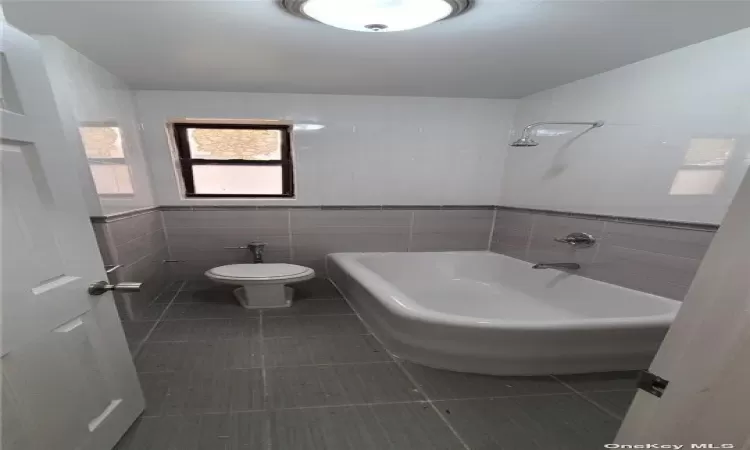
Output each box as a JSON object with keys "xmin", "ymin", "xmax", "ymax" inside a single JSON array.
[{"xmin": 554, "ymin": 232, "xmax": 596, "ymax": 248}]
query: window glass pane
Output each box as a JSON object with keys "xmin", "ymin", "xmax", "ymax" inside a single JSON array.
[
  {"xmin": 187, "ymin": 128, "xmax": 282, "ymax": 160},
  {"xmin": 669, "ymin": 169, "xmax": 724, "ymax": 196},
  {"xmin": 681, "ymin": 138, "xmax": 734, "ymax": 167},
  {"xmin": 90, "ymin": 163, "xmax": 134, "ymax": 195},
  {"xmin": 192, "ymin": 165, "xmax": 283, "ymax": 195},
  {"xmin": 80, "ymin": 125, "xmax": 125, "ymax": 158}
]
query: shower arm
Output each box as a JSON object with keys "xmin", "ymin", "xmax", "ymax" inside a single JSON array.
[{"xmin": 519, "ymin": 121, "xmax": 604, "ymax": 138}]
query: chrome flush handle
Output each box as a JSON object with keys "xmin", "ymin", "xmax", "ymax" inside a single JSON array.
[{"xmin": 553, "ymin": 232, "xmax": 597, "ymax": 248}]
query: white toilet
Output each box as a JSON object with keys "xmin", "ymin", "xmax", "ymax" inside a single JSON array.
[{"xmin": 205, "ymin": 263, "xmax": 315, "ymax": 309}]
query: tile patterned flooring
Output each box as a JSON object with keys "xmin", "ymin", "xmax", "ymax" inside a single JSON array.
[{"xmin": 118, "ymin": 278, "xmax": 637, "ymax": 450}]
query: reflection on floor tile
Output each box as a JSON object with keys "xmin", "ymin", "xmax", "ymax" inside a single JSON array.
[
  {"xmin": 401, "ymin": 361, "xmax": 569, "ymax": 400},
  {"xmin": 264, "ymin": 334, "xmax": 388, "ymax": 367},
  {"xmin": 272, "ymin": 403, "xmax": 465, "ymax": 450},
  {"xmin": 135, "ymin": 340, "xmax": 262, "ymax": 372},
  {"xmin": 262, "ymin": 298, "xmax": 353, "ymax": 316},
  {"xmin": 267, "ymin": 362, "xmax": 423, "ymax": 409},
  {"xmin": 148, "ymin": 318, "xmax": 260, "ymax": 342},
  {"xmin": 436, "ymin": 394, "xmax": 620, "ymax": 449},
  {"xmin": 581, "ymin": 390, "xmax": 637, "ymax": 418},
  {"xmin": 115, "ymin": 412, "xmax": 268, "ymax": 450},
  {"xmin": 263, "ymin": 315, "xmax": 367, "ymax": 338},
  {"xmin": 121, "ymin": 321, "xmax": 155, "ymax": 353},
  {"xmin": 168, "ymin": 288, "xmax": 237, "ymax": 304},
  {"xmin": 163, "ymin": 302, "xmax": 259, "ymax": 320}
]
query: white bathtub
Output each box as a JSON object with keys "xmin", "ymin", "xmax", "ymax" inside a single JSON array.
[{"xmin": 328, "ymin": 251, "xmax": 681, "ymax": 375}]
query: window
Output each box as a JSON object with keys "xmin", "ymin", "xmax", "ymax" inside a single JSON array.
[
  {"xmin": 79, "ymin": 123, "xmax": 134, "ymax": 196},
  {"xmin": 173, "ymin": 123, "xmax": 294, "ymax": 198},
  {"xmin": 669, "ymin": 138, "xmax": 734, "ymax": 196}
]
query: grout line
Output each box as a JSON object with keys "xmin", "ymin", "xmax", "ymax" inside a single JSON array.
[
  {"xmin": 394, "ymin": 359, "xmax": 472, "ymax": 450},
  {"xmin": 132, "ymin": 281, "xmax": 185, "ymax": 358},
  {"xmin": 550, "ymin": 375, "xmax": 625, "ymax": 421},
  {"xmin": 265, "ymin": 399, "xmax": 429, "ymax": 412},
  {"xmin": 487, "ymin": 209, "xmax": 497, "ymax": 251},
  {"xmin": 287, "ymin": 211, "xmax": 294, "ymax": 263},
  {"xmin": 265, "ymin": 360, "xmax": 394, "ymax": 369},
  {"xmin": 258, "ymin": 309, "xmax": 272, "ymax": 450},
  {"xmin": 406, "ymin": 211, "xmax": 415, "ymax": 252},
  {"xmin": 327, "ymin": 276, "xmax": 472, "ymax": 450},
  {"xmin": 590, "ymin": 220, "xmax": 606, "ymax": 263},
  {"xmin": 523, "ymin": 214, "xmax": 536, "ymax": 259}
]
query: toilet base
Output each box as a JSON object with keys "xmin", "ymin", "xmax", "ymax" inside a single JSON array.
[{"xmin": 233, "ymin": 284, "xmax": 293, "ymax": 309}]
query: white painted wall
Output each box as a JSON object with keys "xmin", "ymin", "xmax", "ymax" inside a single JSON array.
[
  {"xmin": 38, "ymin": 36, "xmax": 155, "ymax": 215},
  {"xmin": 501, "ymin": 28, "xmax": 750, "ymax": 225},
  {"xmin": 135, "ymin": 91, "xmax": 516, "ymax": 206}
]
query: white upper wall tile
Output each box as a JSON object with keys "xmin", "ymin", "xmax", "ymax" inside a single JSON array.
[
  {"xmin": 133, "ymin": 91, "xmax": 516, "ymax": 206},
  {"xmin": 501, "ymin": 28, "xmax": 750, "ymax": 225},
  {"xmin": 38, "ymin": 36, "xmax": 156, "ymax": 215}
]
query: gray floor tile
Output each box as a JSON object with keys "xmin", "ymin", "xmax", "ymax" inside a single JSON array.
[
  {"xmin": 271, "ymin": 403, "xmax": 464, "ymax": 450},
  {"xmin": 163, "ymin": 369, "xmax": 265, "ymax": 415},
  {"xmin": 263, "ymin": 315, "xmax": 367, "ymax": 338},
  {"xmin": 121, "ymin": 321, "xmax": 155, "ymax": 351},
  {"xmin": 116, "ymin": 413, "xmax": 262, "ymax": 450},
  {"xmin": 117, "ymin": 302, "xmax": 168, "ymax": 322},
  {"xmin": 168, "ymin": 288, "xmax": 237, "ymax": 304},
  {"xmin": 438, "ymin": 394, "xmax": 620, "ymax": 450},
  {"xmin": 264, "ymin": 335, "xmax": 389, "ymax": 367},
  {"xmin": 135, "ymin": 340, "xmax": 262, "ymax": 372},
  {"xmin": 401, "ymin": 361, "xmax": 570, "ymax": 400},
  {"xmin": 556, "ymin": 371, "xmax": 639, "ymax": 392},
  {"xmin": 582, "ymin": 390, "xmax": 636, "ymax": 418},
  {"xmin": 148, "ymin": 318, "xmax": 260, "ymax": 342},
  {"xmin": 181, "ymin": 279, "xmax": 228, "ymax": 291},
  {"xmin": 139, "ymin": 372, "xmax": 173, "ymax": 417},
  {"xmin": 267, "ymin": 362, "xmax": 423, "ymax": 409},
  {"xmin": 262, "ymin": 298, "xmax": 353, "ymax": 316},
  {"xmin": 293, "ymin": 278, "xmax": 341, "ymax": 299},
  {"xmin": 151, "ymin": 290, "xmax": 180, "ymax": 304},
  {"xmin": 163, "ymin": 302, "xmax": 259, "ymax": 320}
]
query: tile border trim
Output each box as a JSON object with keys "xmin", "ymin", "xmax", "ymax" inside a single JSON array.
[
  {"xmin": 495, "ymin": 206, "xmax": 719, "ymax": 232},
  {"xmin": 90, "ymin": 204, "xmax": 720, "ymax": 231},
  {"xmin": 90, "ymin": 206, "xmax": 161, "ymax": 223}
]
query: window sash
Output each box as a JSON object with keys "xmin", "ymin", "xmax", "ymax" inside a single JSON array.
[{"xmin": 173, "ymin": 123, "xmax": 294, "ymax": 198}]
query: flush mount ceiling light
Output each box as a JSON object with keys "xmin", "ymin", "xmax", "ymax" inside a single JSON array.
[{"xmin": 280, "ymin": 0, "xmax": 472, "ymax": 33}]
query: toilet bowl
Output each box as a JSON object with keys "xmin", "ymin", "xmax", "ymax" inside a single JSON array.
[{"xmin": 205, "ymin": 263, "xmax": 315, "ymax": 309}]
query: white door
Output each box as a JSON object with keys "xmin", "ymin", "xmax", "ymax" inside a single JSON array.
[
  {"xmin": 616, "ymin": 166, "xmax": 750, "ymax": 446},
  {"xmin": 1, "ymin": 19, "xmax": 144, "ymax": 450}
]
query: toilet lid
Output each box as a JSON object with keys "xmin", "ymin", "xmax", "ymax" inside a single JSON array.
[{"xmin": 207, "ymin": 263, "xmax": 312, "ymax": 280}]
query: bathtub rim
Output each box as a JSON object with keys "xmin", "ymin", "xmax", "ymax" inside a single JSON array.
[{"xmin": 328, "ymin": 251, "xmax": 680, "ymax": 332}]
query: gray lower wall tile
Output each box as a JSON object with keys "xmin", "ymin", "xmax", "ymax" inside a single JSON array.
[
  {"xmin": 92, "ymin": 211, "xmax": 171, "ymax": 321},
  {"xmin": 163, "ymin": 210, "xmax": 290, "ymax": 230},
  {"xmin": 602, "ymin": 221, "xmax": 713, "ymax": 260},
  {"xmin": 107, "ymin": 210, "xmax": 164, "ymax": 246},
  {"xmin": 153, "ymin": 208, "xmax": 495, "ymax": 281},
  {"xmin": 412, "ymin": 210, "xmax": 494, "ymax": 234},
  {"xmin": 292, "ymin": 229, "xmax": 411, "ymax": 257},
  {"xmin": 290, "ymin": 209, "xmax": 412, "ymax": 229},
  {"xmin": 410, "ymin": 232, "xmax": 489, "ymax": 252},
  {"xmin": 489, "ymin": 209, "xmax": 715, "ymax": 300}
]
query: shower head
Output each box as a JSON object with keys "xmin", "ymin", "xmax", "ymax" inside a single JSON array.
[
  {"xmin": 510, "ymin": 121, "xmax": 604, "ymax": 148},
  {"xmin": 510, "ymin": 136, "xmax": 539, "ymax": 147}
]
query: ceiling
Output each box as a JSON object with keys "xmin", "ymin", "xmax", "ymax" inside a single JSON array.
[{"xmin": 6, "ymin": 1, "xmax": 750, "ymax": 98}]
